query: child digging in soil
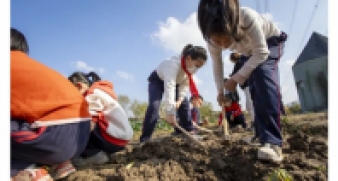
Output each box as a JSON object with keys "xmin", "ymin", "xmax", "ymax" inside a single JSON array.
[
  {"xmin": 229, "ymin": 53, "xmax": 260, "ymax": 144},
  {"xmin": 229, "ymin": 53, "xmax": 255, "ymax": 130},
  {"xmin": 68, "ymin": 72, "xmax": 133, "ymax": 167},
  {"xmin": 218, "ymin": 82, "xmax": 247, "ymax": 130},
  {"xmin": 10, "ymin": 28, "xmax": 92, "ymax": 180},
  {"xmin": 139, "ymin": 44, "xmax": 208, "ymax": 143},
  {"xmin": 198, "ymin": 0, "xmax": 287, "ymax": 162},
  {"xmin": 191, "ymin": 95, "xmax": 203, "ymax": 132}
]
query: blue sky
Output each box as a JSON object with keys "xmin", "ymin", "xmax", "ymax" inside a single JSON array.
[{"xmin": 10, "ymin": 0, "xmax": 328, "ymax": 111}]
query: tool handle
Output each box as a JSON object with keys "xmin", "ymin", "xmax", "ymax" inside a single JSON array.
[
  {"xmin": 221, "ymin": 104, "xmax": 229, "ymax": 136},
  {"xmin": 174, "ymin": 122, "xmax": 204, "ymax": 146},
  {"xmin": 192, "ymin": 122, "xmax": 213, "ymax": 133}
]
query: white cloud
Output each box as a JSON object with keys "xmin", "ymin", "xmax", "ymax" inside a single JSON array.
[
  {"xmin": 116, "ymin": 70, "xmax": 134, "ymax": 82},
  {"xmin": 151, "ymin": 12, "xmax": 206, "ymax": 54},
  {"xmin": 74, "ymin": 61, "xmax": 94, "ymax": 72},
  {"xmin": 261, "ymin": 13, "xmax": 281, "ymax": 27},
  {"xmin": 73, "ymin": 60, "xmax": 105, "ymax": 74},
  {"xmin": 98, "ymin": 68, "xmax": 105, "ymax": 74},
  {"xmin": 193, "ymin": 75, "xmax": 202, "ymax": 85}
]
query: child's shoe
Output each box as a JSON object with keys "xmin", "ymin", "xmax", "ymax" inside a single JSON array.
[
  {"xmin": 242, "ymin": 136, "xmax": 260, "ymax": 146},
  {"xmin": 72, "ymin": 151, "xmax": 109, "ymax": 167},
  {"xmin": 257, "ymin": 143, "xmax": 283, "ymax": 163},
  {"xmin": 11, "ymin": 165, "xmax": 53, "ymax": 181},
  {"xmin": 49, "ymin": 160, "xmax": 76, "ymax": 180}
]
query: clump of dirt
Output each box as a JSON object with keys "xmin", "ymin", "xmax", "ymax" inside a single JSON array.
[{"xmin": 63, "ymin": 113, "xmax": 328, "ymax": 181}]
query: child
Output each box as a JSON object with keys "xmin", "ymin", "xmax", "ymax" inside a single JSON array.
[
  {"xmin": 223, "ymin": 78, "xmax": 240, "ymax": 103},
  {"xmin": 10, "ymin": 28, "xmax": 92, "ymax": 180},
  {"xmin": 198, "ymin": 0, "xmax": 287, "ymax": 162},
  {"xmin": 218, "ymin": 91, "xmax": 247, "ymax": 130},
  {"xmin": 229, "ymin": 53, "xmax": 254, "ymax": 127},
  {"xmin": 191, "ymin": 95, "xmax": 203, "ymax": 127},
  {"xmin": 68, "ymin": 72, "xmax": 133, "ymax": 166},
  {"xmin": 139, "ymin": 44, "xmax": 208, "ymax": 143},
  {"xmin": 229, "ymin": 53, "xmax": 259, "ymax": 144}
]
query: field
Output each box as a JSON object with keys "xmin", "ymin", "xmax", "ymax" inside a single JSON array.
[{"xmin": 63, "ymin": 112, "xmax": 328, "ymax": 181}]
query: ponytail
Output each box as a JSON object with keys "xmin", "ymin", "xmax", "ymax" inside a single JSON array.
[
  {"xmin": 86, "ymin": 71, "xmax": 101, "ymax": 85},
  {"xmin": 68, "ymin": 71, "xmax": 101, "ymax": 87}
]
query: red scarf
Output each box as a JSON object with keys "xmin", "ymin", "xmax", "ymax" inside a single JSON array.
[{"xmin": 181, "ymin": 57, "xmax": 199, "ymax": 98}]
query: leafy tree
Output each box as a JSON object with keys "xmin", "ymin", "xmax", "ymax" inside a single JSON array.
[
  {"xmin": 118, "ymin": 95, "xmax": 130, "ymax": 116},
  {"xmin": 130, "ymin": 100, "xmax": 148, "ymax": 119},
  {"xmin": 199, "ymin": 101, "xmax": 213, "ymax": 119},
  {"xmin": 287, "ymin": 102, "xmax": 301, "ymax": 115}
]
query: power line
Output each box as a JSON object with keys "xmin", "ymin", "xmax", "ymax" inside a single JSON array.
[
  {"xmin": 265, "ymin": 0, "xmax": 269, "ymax": 13},
  {"xmin": 281, "ymin": 0, "xmax": 322, "ymax": 101},
  {"xmin": 281, "ymin": 0, "xmax": 321, "ymax": 90},
  {"xmin": 287, "ymin": 0, "xmax": 298, "ymax": 39},
  {"xmin": 279, "ymin": 0, "xmax": 299, "ymax": 89},
  {"xmin": 256, "ymin": 0, "xmax": 261, "ymax": 13},
  {"xmin": 295, "ymin": 0, "xmax": 322, "ymax": 55}
]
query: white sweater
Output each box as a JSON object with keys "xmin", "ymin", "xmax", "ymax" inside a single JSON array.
[
  {"xmin": 85, "ymin": 89, "xmax": 133, "ymax": 141},
  {"xmin": 208, "ymin": 7, "xmax": 281, "ymax": 93},
  {"xmin": 155, "ymin": 56, "xmax": 189, "ymax": 115}
]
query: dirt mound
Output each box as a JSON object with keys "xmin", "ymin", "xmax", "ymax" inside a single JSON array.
[{"xmin": 64, "ymin": 114, "xmax": 328, "ymax": 181}]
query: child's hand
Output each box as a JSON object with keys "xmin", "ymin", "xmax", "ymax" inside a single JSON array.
[
  {"xmin": 175, "ymin": 100, "xmax": 183, "ymax": 109},
  {"xmin": 224, "ymin": 78, "xmax": 237, "ymax": 91},
  {"xmin": 230, "ymin": 115, "xmax": 234, "ymax": 121},
  {"xmin": 217, "ymin": 93, "xmax": 227, "ymax": 106},
  {"xmin": 166, "ymin": 114, "xmax": 176, "ymax": 126}
]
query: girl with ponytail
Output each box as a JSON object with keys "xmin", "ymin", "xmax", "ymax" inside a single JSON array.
[
  {"xmin": 139, "ymin": 44, "xmax": 207, "ymax": 143},
  {"xmin": 68, "ymin": 71, "xmax": 133, "ymax": 167}
]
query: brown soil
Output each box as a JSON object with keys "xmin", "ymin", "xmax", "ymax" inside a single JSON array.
[{"xmin": 63, "ymin": 112, "xmax": 328, "ymax": 181}]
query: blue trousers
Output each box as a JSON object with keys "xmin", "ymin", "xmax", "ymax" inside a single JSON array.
[
  {"xmin": 249, "ymin": 32, "xmax": 287, "ymax": 146},
  {"xmin": 11, "ymin": 119, "xmax": 91, "ymax": 176},
  {"xmin": 140, "ymin": 71, "xmax": 193, "ymax": 142}
]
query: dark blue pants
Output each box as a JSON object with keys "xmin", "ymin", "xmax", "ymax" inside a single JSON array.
[
  {"xmin": 140, "ymin": 71, "xmax": 193, "ymax": 142},
  {"xmin": 226, "ymin": 112, "xmax": 247, "ymax": 129},
  {"xmin": 11, "ymin": 119, "xmax": 91, "ymax": 176},
  {"xmin": 249, "ymin": 33, "xmax": 286, "ymax": 146},
  {"xmin": 80, "ymin": 124, "xmax": 125, "ymax": 158}
]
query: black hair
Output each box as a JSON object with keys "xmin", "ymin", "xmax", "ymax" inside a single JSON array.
[
  {"xmin": 11, "ymin": 28, "xmax": 29, "ymax": 53},
  {"xmin": 230, "ymin": 52, "xmax": 241, "ymax": 62},
  {"xmin": 224, "ymin": 78, "xmax": 228, "ymax": 82},
  {"xmin": 190, "ymin": 95, "xmax": 204, "ymax": 102},
  {"xmin": 197, "ymin": 0, "xmax": 249, "ymax": 43},
  {"xmin": 68, "ymin": 71, "xmax": 101, "ymax": 87},
  {"xmin": 181, "ymin": 44, "xmax": 208, "ymax": 62}
]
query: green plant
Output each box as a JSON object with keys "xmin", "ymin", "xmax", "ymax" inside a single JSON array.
[
  {"xmin": 281, "ymin": 117, "xmax": 289, "ymax": 136},
  {"xmin": 286, "ymin": 102, "xmax": 301, "ymax": 115},
  {"xmin": 267, "ymin": 169, "xmax": 293, "ymax": 181},
  {"xmin": 130, "ymin": 119, "xmax": 173, "ymax": 133}
]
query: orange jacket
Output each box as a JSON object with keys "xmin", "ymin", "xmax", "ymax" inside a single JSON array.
[{"xmin": 10, "ymin": 51, "xmax": 91, "ymax": 127}]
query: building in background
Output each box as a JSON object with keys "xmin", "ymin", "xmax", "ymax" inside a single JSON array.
[{"xmin": 292, "ymin": 32, "xmax": 328, "ymax": 112}]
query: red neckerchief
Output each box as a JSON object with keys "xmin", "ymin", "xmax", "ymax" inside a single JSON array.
[{"xmin": 181, "ymin": 57, "xmax": 199, "ymax": 98}]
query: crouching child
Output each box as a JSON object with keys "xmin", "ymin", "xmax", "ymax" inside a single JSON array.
[{"xmin": 68, "ymin": 72, "xmax": 133, "ymax": 167}]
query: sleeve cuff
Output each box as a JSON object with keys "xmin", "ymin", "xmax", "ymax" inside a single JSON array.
[{"xmin": 232, "ymin": 73, "xmax": 247, "ymax": 85}]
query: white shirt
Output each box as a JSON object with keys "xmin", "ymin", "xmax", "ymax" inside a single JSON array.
[
  {"xmin": 155, "ymin": 56, "xmax": 189, "ymax": 115},
  {"xmin": 86, "ymin": 89, "xmax": 133, "ymax": 140},
  {"xmin": 208, "ymin": 7, "xmax": 281, "ymax": 93}
]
